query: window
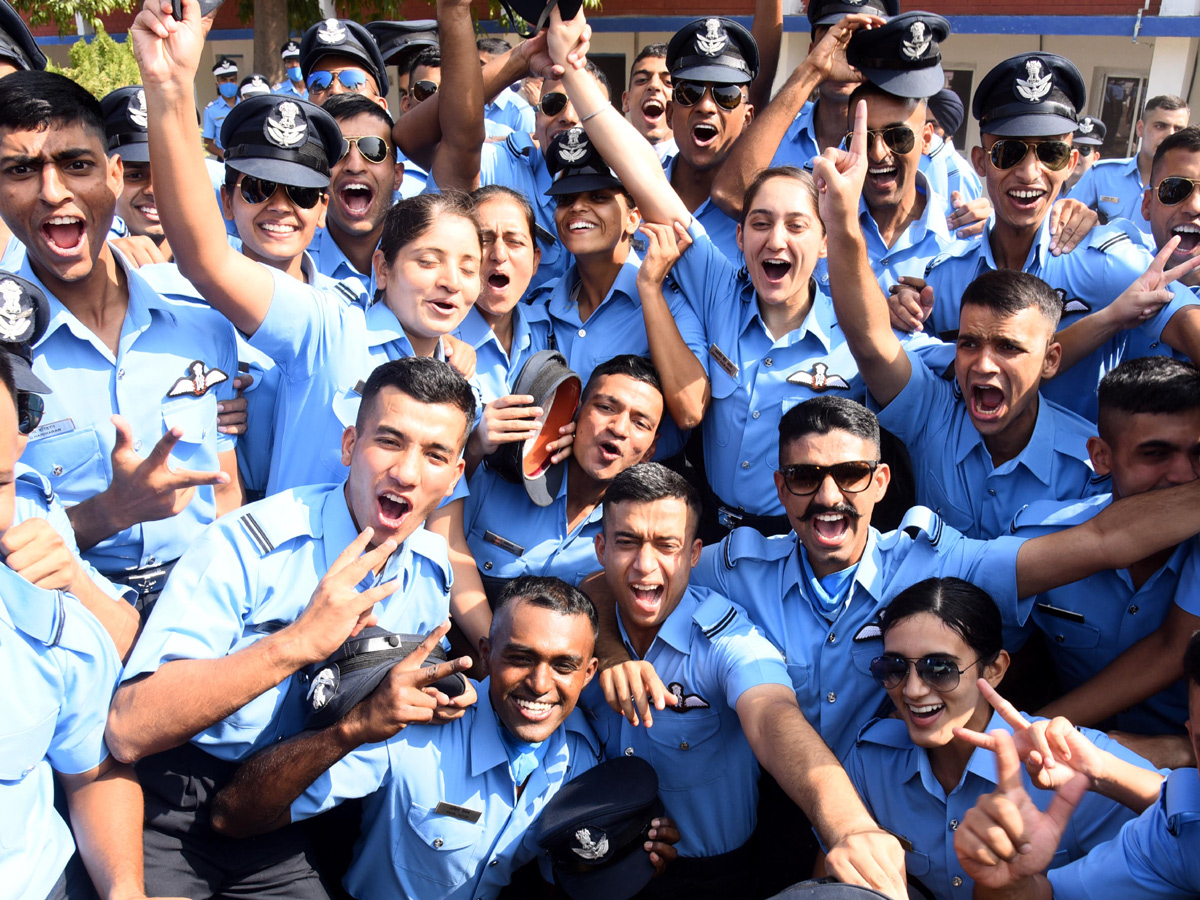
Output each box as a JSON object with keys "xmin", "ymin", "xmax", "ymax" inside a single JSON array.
[{"xmin": 1097, "ymin": 73, "xmax": 1148, "ymax": 157}]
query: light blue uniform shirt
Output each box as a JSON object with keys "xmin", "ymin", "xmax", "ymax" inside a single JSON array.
[
  {"xmin": 1048, "ymin": 768, "xmax": 1200, "ymax": 900},
  {"xmin": 454, "ymin": 305, "xmax": 550, "ymax": 406},
  {"xmin": 479, "ymin": 132, "xmax": 569, "ymax": 290},
  {"xmin": 122, "ymin": 482, "xmax": 453, "ymax": 762},
  {"xmin": 922, "ymin": 216, "xmax": 1179, "ymax": 422},
  {"xmin": 813, "ymin": 173, "xmax": 960, "ymax": 294},
  {"xmin": 919, "ymin": 134, "xmax": 984, "ymax": 204},
  {"xmin": 0, "ymin": 567, "xmax": 120, "ymax": 900},
  {"xmin": 464, "ymin": 465, "xmax": 603, "ymax": 586},
  {"xmin": 662, "ymin": 154, "xmax": 741, "ymax": 259},
  {"xmin": 201, "ymin": 97, "xmax": 236, "ymax": 150},
  {"xmin": 485, "ymin": 87, "xmax": 536, "ymax": 135},
  {"xmin": 14, "ymin": 463, "xmax": 133, "ymax": 605},
  {"xmin": 1, "ymin": 234, "xmax": 23, "ymax": 269},
  {"xmin": 248, "ymin": 266, "xmax": 473, "ymax": 496},
  {"xmin": 691, "ymin": 511, "xmax": 1027, "ymax": 759},
  {"xmin": 1070, "ymin": 156, "xmax": 1151, "ymax": 234},
  {"xmin": 1012, "ymin": 496, "xmax": 1200, "ymax": 735},
  {"xmin": 272, "ymin": 80, "xmax": 308, "ymax": 100},
  {"xmin": 305, "ymin": 225, "xmax": 377, "ymax": 307},
  {"xmin": 291, "ymin": 683, "xmax": 600, "ymax": 900},
  {"xmin": 21, "ymin": 252, "xmax": 238, "ymax": 574},
  {"xmin": 875, "ymin": 347, "xmax": 1100, "ymax": 539},
  {"xmin": 582, "ymin": 586, "xmax": 790, "ymax": 857},
  {"xmin": 844, "ymin": 710, "xmax": 1156, "ymax": 900},
  {"xmin": 769, "ymin": 100, "xmax": 820, "ymax": 173}
]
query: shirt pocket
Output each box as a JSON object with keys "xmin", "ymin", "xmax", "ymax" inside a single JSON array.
[
  {"xmin": 23, "ymin": 428, "xmax": 105, "ymax": 500},
  {"xmin": 393, "ymin": 802, "xmax": 485, "ymax": 888},
  {"xmin": 162, "ymin": 393, "xmax": 218, "ymax": 463},
  {"xmin": 849, "ymin": 632, "xmax": 884, "ymax": 677},
  {"xmin": 708, "ymin": 363, "xmax": 741, "ymax": 447},
  {"xmin": 1035, "ymin": 611, "xmax": 1101, "ymax": 651},
  {"xmin": 645, "ymin": 706, "xmax": 725, "ymax": 790},
  {"xmin": 0, "ymin": 708, "xmax": 56, "ymax": 848}
]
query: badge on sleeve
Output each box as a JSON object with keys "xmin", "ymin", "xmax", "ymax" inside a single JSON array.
[{"xmin": 167, "ymin": 360, "xmax": 229, "ymax": 397}]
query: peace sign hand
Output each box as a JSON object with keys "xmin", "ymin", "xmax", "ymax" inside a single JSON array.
[{"xmin": 1105, "ymin": 235, "xmax": 1200, "ymax": 330}]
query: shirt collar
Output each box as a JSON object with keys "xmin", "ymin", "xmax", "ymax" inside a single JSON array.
[
  {"xmin": 857, "ymin": 171, "xmax": 952, "ymax": 245},
  {"xmin": 950, "ymin": 391, "xmax": 1056, "ymax": 486},
  {"xmin": 364, "ymin": 301, "xmax": 442, "ymax": 357},
  {"xmin": 471, "ymin": 678, "xmax": 574, "ymax": 786},
  {"xmin": 983, "ymin": 214, "xmax": 1054, "ymax": 272},
  {"xmin": 783, "ymin": 530, "xmax": 883, "ymax": 610},
  {"xmin": 548, "ymin": 258, "xmax": 643, "ymax": 321},
  {"xmin": 320, "ymin": 483, "xmax": 417, "ymax": 588},
  {"xmin": 617, "ymin": 586, "xmax": 700, "ymax": 658},
  {"xmin": 1119, "ymin": 154, "xmax": 1144, "ymax": 185},
  {"xmin": 316, "ymin": 226, "xmax": 371, "ymax": 280},
  {"xmin": 458, "ymin": 305, "xmax": 533, "ymax": 357}
]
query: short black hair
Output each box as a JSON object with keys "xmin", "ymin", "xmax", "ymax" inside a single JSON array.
[
  {"xmin": 408, "ymin": 48, "xmax": 441, "ymax": 85},
  {"xmin": 1097, "ymin": 357, "xmax": 1200, "ymax": 442},
  {"xmin": 602, "ymin": 462, "xmax": 702, "ymax": 537},
  {"xmin": 960, "ymin": 269, "xmax": 1062, "ymax": 329},
  {"xmin": 779, "ymin": 397, "xmax": 880, "ymax": 462},
  {"xmin": 846, "ymin": 82, "xmax": 925, "ymax": 125},
  {"xmin": 356, "ymin": 357, "xmax": 476, "ymax": 449},
  {"xmin": 477, "ymin": 37, "xmax": 512, "ymax": 56},
  {"xmin": 630, "ymin": 43, "xmax": 668, "ymax": 73},
  {"xmin": 494, "ymin": 574, "xmax": 599, "ymax": 640},
  {"xmin": 1143, "ymin": 94, "xmax": 1188, "ymax": 120},
  {"xmin": 0, "ymin": 70, "xmax": 106, "ymax": 148},
  {"xmin": 882, "ymin": 577, "xmax": 1004, "ymax": 667},
  {"xmin": 1151, "ymin": 125, "xmax": 1200, "ymax": 182},
  {"xmin": 322, "ymin": 91, "xmax": 394, "ymax": 129},
  {"xmin": 580, "ymin": 355, "xmax": 662, "ymax": 406}
]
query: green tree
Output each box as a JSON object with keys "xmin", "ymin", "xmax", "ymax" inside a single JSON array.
[{"xmin": 46, "ymin": 23, "xmax": 141, "ymax": 98}]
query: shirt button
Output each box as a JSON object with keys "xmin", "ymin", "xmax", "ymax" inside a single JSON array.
[
  {"xmin": 134, "ymin": 440, "xmax": 143, "ymax": 451},
  {"xmin": 827, "ymin": 632, "xmax": 836, "ymax": 643},
  {"xmin": 117, "ymin": 368, "xmax": 125, "ymax": 379},
  {"xmin": 741, "ymin": 461, "xmax": 750, "ymax": 469},
  {"xmin": 433, "ymin": 839, "xmax": 444, "ymax": 848},
  {"xmin": 987, "ymin": 488, "xmax": 996, "ymax": 496},
  {"xmin": 950, "ymin": 818, "xmax": 959, "ymax": 830},
  {"xmin": 624, "ymin": 747, "xmax": 635, "ymax": 756},
  {"xmin": 147, "ymin": 556, "xmax": 156, "ymax": 565},
  {"xmin": 484, "ymin": 561, "xmax": 493, "ymax": 571},
  {"xmin": 52, "ymin": 465, "xmax": 63, "ymax": 476},
  {"xmin": 764, "ymin": 357, "xmax": 774, "ymax": 367},
  {"xmin": 577, "ymin": 328, "xmax": 586, "ymax": 338},
  {"xmin": 752, "ymin": 410, "xmax": 760, "ymax": 419},
  {"xmin": 827, "ymin": 691, "xmax": 836, "ymax": 703},
  {"xmin": 489, "ymin": 860, "xmax": 499, "ymax": 867},
  {"xmin": 679, "ymin": 741, "xmax": 689, "ymax": 750},
  {"xmin": 952, "ymin": 877, "xmax": 963, "ymax": 888},
  {"xmin": 1055, "ymin": 634, "xmax": 1065, "ymax": 643},
  {"xmin": 1129, "ymin": 605, "xmax": 1139, "ymax": 614}
]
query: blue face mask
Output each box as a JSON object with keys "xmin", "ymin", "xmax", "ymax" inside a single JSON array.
[
  {"xmin": 218, "ymin": 81, "xmax": 238, "ymax": 99},
  {"xmin": 287, "ymin": 66, "xmax": 302, "ymax": 82}
]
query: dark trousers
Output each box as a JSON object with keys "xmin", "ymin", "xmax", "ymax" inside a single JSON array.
[
  {"xmin": 43, "ymin": 854, "xmax": 98, "ymax": 900},
  {"xmin": 634, "ymin": 841, "xmax": 757, "ymax": 900},
  {"xmin": 137, "ymin": 742, "xmax": 331, "ymax": 900}
]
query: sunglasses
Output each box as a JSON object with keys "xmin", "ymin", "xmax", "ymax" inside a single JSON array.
[
  {"xmin": 17, "ymin": 390, "xmax": 43, "ymax": 436},
  {"xmin": 842, "ymin": 126, "xmax": 916, "ymax": 156},
  {"xmin": 988, "ymin": 139, "xmax": 1073, "ymax": 172},
  {"xmin": 1152, "ymin": 176, "xmax": 1200, "ymax": 206},
  {"xmin": 780, "ymin": 460, "xmax": 878, "ymax": 496},
  {"xmin": 672, "ymin": 80, "xmax": 745, "ymax": 111},
  {"xmin": 238, "ymin": 176, "xmax": 324, "ymax": 209},
  {"xmin": 1076, "ymin": 145, "xmax": 1095, "ymax": 158},
  {"xmin": 411, "ymin": 79, "xmax": 439, "ymax": 103},
  {"xmin": 306, "ymin": 69, "xmax": 370, "ymax": 93},
  {"xmin": 538, "ymin": 91, "xmax": 570, "ymax": 117},
  {"xmin": 869, "ymin": 655, "xmax": 978, "ymax": 692},
  {"xmin": 340, "ymin": 135, "xmax": 391, "ymax": 164}
]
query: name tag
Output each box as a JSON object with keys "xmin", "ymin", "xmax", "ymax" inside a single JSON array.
[
  {"xmin": 28, "ymin": 418, "xmax": 75, "ymax": 441},
  {"xmin": 888, "ymin": 830, "xmax": 914, "ymax": 853},
  {"xmin": 435, "ymin": 801, "xmax": 482, "ymax": 823},
  {"xmin": 353, "ymin": 380, "xmax": 366, "ymax": 395},
  {"xmin": 1035, "ymin": 603, "xmax": 1086, "ymax": 624},
  {"xmin": 483, "ymin": 531, "xmax": 525, "ymax": 556},
  {"xmin": 709, "ymin": 343, "xmax": 739, "ymax": 379},
  {"xmin": 1100, "ymin": 195, "xmax": 1120, "ymax": 205}
]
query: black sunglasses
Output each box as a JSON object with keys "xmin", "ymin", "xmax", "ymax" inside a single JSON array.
[
  {"xmin": 538, "ymin": 91, "xmax": 570, "ymax": 117},
  {"xmin": 1152, "ymin": 176, "xmax": 1200, "ymax": 206},
  {"xmin": 988, "ymin": 139, "xmax": 1073, "ymax": 172},
  {"xmin": 238, "ymin": 175, "xmax": 324, "ymax": 209},
  {"xmin": 869, "ymin": 655, "xmax": 980, "ymax": 692},
  {"xmin": 842, "ymin": 125, "xmax": 916, "ymax": 155},
  {"xmin": 411, "ymin": 79, "xmax": 439, "ymax": 103},
  {"xmin": 1076, "ymin": 145, "xmax": 1095, "ymax": 158},
  {"xmin": 672, "ymin": 80, "xmax": 745, "ymax": 111},
  {"xmin": 340, "ymin": 135, "xmax": 391, "ymax": 164},
  {"xmin": 306, "ymin": 69, "xmax": 370, "ymax": 93},
  {"xmin": 780, "ymin": 460, "xmax": 878, "ymax": 496},
  {"xmin": 17, "ymin": 390, "xmax": 43, "ymax": 436}
]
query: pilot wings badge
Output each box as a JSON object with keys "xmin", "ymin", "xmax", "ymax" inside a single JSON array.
[
  {"xmin": 901, "ymin": 22, "xmax": 930, "ymax": 61},
  {"xmin": 667, "ymin": 682, "xmax": 711, "ymax": 712},
  {"xmin": 128, "ymin": 89, "xmax": 149, "ymax": 129},
  {"xmin": 695, "ymin": 18, "xmax": 727, "ymax": 57},
  {"xmin": 572, "ymin": 827, "xmax": 609, "ymax": 861},
  {"xmin": 317, "ymin": 18, "xmax": 346, "ymax": 44},
  {"xmin": 167, "ymin": 360, "xmax": 229, "ymax": 398},
  {"xmin": 265, "ymin": 101, "xmax": 307, "ymax": 149},
  {"xmin": 787, "ymin": 362, "xmax": 850, "ymax": 392},
  {"xmin": 559, "ymin": 129, "xmax": 588, "ymax": 164},
  {"xmin": 1015, "ymin": 58, "xmax": 1052, "ymax": 102},
  {"xmin": 0, "ymin": 279, "xmax": 32, "ymax": 342}
]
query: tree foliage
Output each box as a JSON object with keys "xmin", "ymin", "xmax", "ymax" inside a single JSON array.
[
  {"xmin": 12, "ymin": 0, "xmax": 133, "ymax": 33},
  {"xmin": 46, "ymin": 23, "xmax": 141, "ymax": 98}
]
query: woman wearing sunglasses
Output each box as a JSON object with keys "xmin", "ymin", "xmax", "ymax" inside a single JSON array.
[{"xmin": 841, "ymin": 576, "xmax": 1160, "ymax": 900}]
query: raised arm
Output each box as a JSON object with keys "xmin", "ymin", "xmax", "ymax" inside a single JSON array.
[
  {"xmin": 429, "ymin": 0, "xmax": 485, "ymax": 193},
  {"xmin": 547, "ymin": 9, "xmax": 691, "ymax": 227},
  {"xmin": 816, "ymin": 100, "xmax": 913, "ymax": 407},
  {"xmin": 746, "ymin": 0, "xmax": 783, "ymax": 114},
  {"xmin": 709, "ymin": 14, "xmax": 884, "ymax": 220},
  {"xmin": 132, "ymin": 0, "xmax": 274, "ymax": 336}
]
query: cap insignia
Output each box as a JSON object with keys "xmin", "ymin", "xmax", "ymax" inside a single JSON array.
[
  {"xmin": 695, "ymin": 18, "xmax": 727, "ymax": 57},
  {"xmin": 0, "ymin": 279, "xmax": 32, "ymax": 342},
  {"xmin": 317, "ymin": 18, "xmax": 347, "ymax": 45},
  {"xmin": 128, "ymin": 89, "xmax": 148, "ymax": 129},
  {"xmin": 572, "ymin": 827, "xmax": 610, "ymax": 860},
  {"xmin": 265, "ymin": 100, "xmax": 308, "ymax": 149},
  {"xmin": 308, "ymin": 667, "xmax": 336, "ymax": 710},
  {"xmin": 902, "ymin": 22, "xmax": 931, "ymax": 61},
  {"xmin": 1078, "ymin": 117, "xmax": 1094, "ymax": 134},
  {"xmin": 1016, "ymin": 58, "xmax": 1052, "ymax": 103},
  {"xmin": 559, "ymin": 129, "xmax": 588, "ymax": 164}
]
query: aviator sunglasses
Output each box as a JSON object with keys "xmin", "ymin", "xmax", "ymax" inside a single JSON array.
[
  {"xmin": 17, "ymin": 390, "xmax": 43, "ymax": 436},
  {"xmin": 306, "ymin": 69, "xmax": 370, "ymax": 93},
  {"xmin": 987, "ymin": 139, "xmax": 1073, "ymax": 172},
  {"xmin": 672, "ymin": 80, "xmax": 745, "ymax": 111},
  {"xmin": 411, "ymin": 79, "xmax": 439, "ymax": 103},
  {"xmin": 868, "ymin": 655, "xmax": 981, "ymax": 692},
  {"xmin": 538, "ymin": 91, "xmax": 570, "ymax": 117},
  {"xmin": 340, "ymin": 135, "xmax": 391, "ymax": 164},
  {"xmin": 237, "ymin": 175, "xmax": 324, "ymax": 210},
  {"xmin": 1151, "ymin": 176, "xmax": 1200, "ymax": 206},
  {"xmin": 780, "ymin": 460, "xmax": 879, "ymax": 496},
  {"xmin": 841, "ymin": 125, "xmax": 916, "ymax": 155}
]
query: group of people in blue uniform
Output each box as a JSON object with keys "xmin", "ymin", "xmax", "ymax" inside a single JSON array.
[{"xmin": 2, "ymin": 0, "xmax": 1200, "ymax": 897}]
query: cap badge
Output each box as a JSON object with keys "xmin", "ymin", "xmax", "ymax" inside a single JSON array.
[
  {"xmin": 128, "ymin": 89, "xmax": 148, "ymax": 129},
  {"xmin": 308, "ymin": 667, "xmax": 336, "ymax": 710},
  {"xmin": 0, "ymin": 279, "xmax": 32, "ymax": 342},
  {"xmin": 265, "ymin": 100, "xmax": 308, "ymax": 149},
  {"xmin": 1016, "ymin": 58, "xmax": 1052, "ymax": 103},
  {"xmin": 559, "ymin": 130, "xmax": 588, "ymax": 164},
  {"xmin": 845, "ymin": 0, "xmax": 867, "ymax": 6},
  {"xmin": 902, "ymin": 22, "xmax": 931, "ymax": 61},
  {"xmin": 1078, "ymin": 117, "xmax": 1094, "ymax": 134},
  {"xmin": 572, "ymin": 827, "xmax": 610, "ymax": 861},
  {"xmin": 251, "ymin": 75, "xmax": 267, "ymax": 88},
  {"xmin": 695, "ymin": 18, "xmax": 727, "ymax": 57},
  {"xmin": 317, "ymin": 18, "xmax": 347, "ymax": 45},
  {"xmin": 167, "ymin": 360, "xmax": 229, "ymax": 398}
]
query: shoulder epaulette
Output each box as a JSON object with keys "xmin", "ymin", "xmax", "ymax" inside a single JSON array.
[
  {"xmin": 16, "ymin": 466, "xmax": 54, "ymax": 505},
  {"xmin": 1164, "ymin": 768, "xmax": 1200, "ymax": 834},
  {"xmin": 881, "ymin": 506, "xmax": 944, "ymax": 548},
  {"xmin": 692, "ymin": 590, "xmax": 738, "ymax": 641},
  {"xmin": 721, "ymin": 526, "xmax": 793, "ymax": 570}
]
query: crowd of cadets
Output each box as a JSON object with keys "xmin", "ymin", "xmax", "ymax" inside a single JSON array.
[{"xmin": 3, "ymin": 0, "xmax": 1200, "ymax": 897}]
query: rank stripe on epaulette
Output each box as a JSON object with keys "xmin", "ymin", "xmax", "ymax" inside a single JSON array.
[
  {"xmin": 704, "ymin": 608, "xmax": 737, "ymax": 640},
  {"xmin": 334, "ymin": 282, "xmax": 359, "ymax": 304},
  {"xmin": 50, "ymin": 591, "xmax": 66, "ymax": 647},
  {"xmin": 1095, "ymin": 233, "xmax": 1130, "ymax": 254},
  {"xmin": 241, "ymin": 514, "xmax": 274, "ymax": 554}
]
